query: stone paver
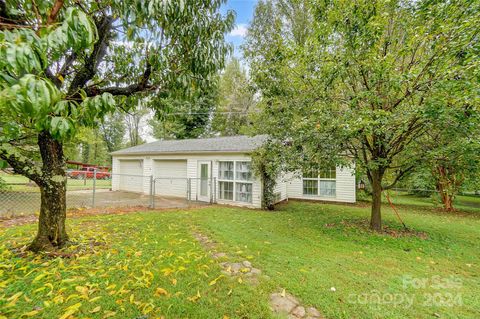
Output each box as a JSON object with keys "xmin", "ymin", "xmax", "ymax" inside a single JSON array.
[
  {"xmin": 192, "ymin": 231, "xmax": 263, "ymax": 282},
  {"xmin": 270, "ymin": 292, "xmax": 324, "ymax": 319},
  {"xmin": 219, "ymin": 261, "xmax": 262, "ymax": 278},
  {"xmin": 192, "ymin": 231, "xmax": 324, "ymax": 318},
  {"xmin": 270, "ymin": 293, "xmax": 298, "ymax": 313},
  {"xmin": 212, "ymin": 252, "xmax": 227, "ymax": 259}
]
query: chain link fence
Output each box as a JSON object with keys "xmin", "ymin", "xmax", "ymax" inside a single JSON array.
[{"xmin": 0, "ymin": 170, "xmax": 214, "ymax": 217}]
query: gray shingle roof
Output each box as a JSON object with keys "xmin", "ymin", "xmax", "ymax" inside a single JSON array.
[{"xmin": 111, "ymin": 135, "xmax": 268, "ymax": 156}]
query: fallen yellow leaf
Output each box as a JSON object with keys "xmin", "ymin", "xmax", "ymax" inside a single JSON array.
[
  {"xmin": 59, "ymin": 309, "xmax": 76, "ymax": 319},
  {"xmin": 23, "ymin": 310, "xmax": 40, "ymax": 317},
  {"xmin": 209, "ymin": 275, "xmax": 225, "ymax": 286},
  {"xmin": 103, "ymin": 311, "xmax": 117, "ymax": 318},
  {"xmin": 187, "ymin": 290, "xmax": 201, "ymax": 302},
  {"xmin": 90, "ymin": 306, "xmax": 101, "ymax": 313},
  {"xmin": 7, "ymin": 292, "xmax": 23, "ymax": 301},
  {"xmin": 75, "ymin": 286, "xmax": 89, "ymax": 295},
  {"xmin": 33, "ymin": 273, "xmax": 47, "ymax": 282},
  {"xmin": 155, "ymin": 288, "xmax": 169, "ymax": 297},
  {"xmin": 89, "ymin": 296, "xmax": 102, "ymax": 303}
]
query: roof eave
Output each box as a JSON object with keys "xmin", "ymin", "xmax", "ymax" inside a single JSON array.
[{"xmin": 111, "ymin": 149, "xmax": 256, "ymax": 156}]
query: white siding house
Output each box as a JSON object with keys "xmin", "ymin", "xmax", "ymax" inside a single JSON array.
[
  {"xmin": 111, "ymin": 135, "xmax": 356, "ymax": 208},
  {"xmin": 285, "ymin": 166, "xmax": 356, "ymax": 203}
]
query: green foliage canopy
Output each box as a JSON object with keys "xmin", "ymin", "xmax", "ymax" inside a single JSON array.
[
  {"xmin": 211, "ymin": 57, "xmax": 255, "ymax": 136},
  {"xmin": 245, "ymin": 0, "xmax": 480, "ymax": 227},
  {"xmin": 0, "ymin": 0, "xmax": 234, "ymax": 181}
]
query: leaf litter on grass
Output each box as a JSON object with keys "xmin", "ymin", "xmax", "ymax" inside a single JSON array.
[{"xmin": 0, "ymin": 213, "xmax": 256, "ymax": 318}]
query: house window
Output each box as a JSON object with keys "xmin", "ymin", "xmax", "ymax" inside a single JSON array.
[
  {"xmin": 218, "ymin": 161, "xmax": 253, "ymax": 203},
  {"xmin": 219, "ymin": 181, "xmax": 234, "ymax": 200},
  {"xmin": 320, "ymin": 180, "xmax": 336, "ymax": 196},
  {"xmin": 236, "ymin": 161, "xmax": 252, "ymax": 181},
  {"xmin": 219, "ymin": 161, "xmax": 234, "ymax": 180},
  {"xmin": 303, "ymin": 179, "xmax": 318, "ymax": 195},
  {"xmin": 236, "ymin": 182, "xmax": 252, "ymax": 203},
  {"xmin": 319, "ymin": 168, "xmax": 336, "ymax": 179},
  {"xmin": 303, "ymin": 167, "xmax": 336, "ymax": 197}
]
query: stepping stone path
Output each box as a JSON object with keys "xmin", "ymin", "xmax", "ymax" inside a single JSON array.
[
  {"xmin": 219, "ymin": 260, "xmax": 262, "ymax": 278},
  {"xmin": 270, "ymin": 292, "xmax": 324, "ymax": 319},
  {"xmin": 192, "ymin": 231, "xmax": 262, "ymax": 280},
  {"xmin": 192, "ymin": 231, "xmax": 324, "ymax": 318},
  {"xmin": 193, "ymin": 232, "xmax": 217, "ymax": 251}
]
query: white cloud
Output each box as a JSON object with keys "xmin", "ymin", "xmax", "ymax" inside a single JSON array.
[{"xmin": 229, "ymin": 24, "xmax": 248, "ymax": 37}]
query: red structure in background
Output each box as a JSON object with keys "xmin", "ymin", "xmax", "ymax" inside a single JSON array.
[{"xmin": 66, "ymin": 161, "xmax": 111, "ymax": 179}]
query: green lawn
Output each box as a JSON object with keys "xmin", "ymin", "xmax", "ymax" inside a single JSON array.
[
  {"xmin": 0, "ymin": 172, "xmax": 111, "ymax": 192},
  {"xmin": 0, "ymin": 200, "xmax": 478, "ymax": 318},
  {"xmin": 362, "ymin": 189, "xmax": 480, "ymax": 214}
]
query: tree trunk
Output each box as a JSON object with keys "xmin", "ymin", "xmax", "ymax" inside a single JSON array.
[
  {"xmin": 369, "ymin": 170, "xmax": 383, "ymax": 231},
  {"xmin": 259, "ymin": 163, "xmax": 275, "ymax": 210},
  {"xmin": 440, "ymin": 191, "xmax": 454, "ymax": 211},
  {"xmin": 435, "ymin": 165, "xmax": 456, "ymax": 212},
  {"xmin": 29, "ymin": 131, "xmax": 68, "ymax": 252}
]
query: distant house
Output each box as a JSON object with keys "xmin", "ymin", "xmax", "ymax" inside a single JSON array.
[{"xmin": 110, "ymin": 135, "xmax": 356, "ymax": 208}]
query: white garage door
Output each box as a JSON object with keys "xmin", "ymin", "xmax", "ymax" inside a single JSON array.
[
  {"xmin": 154, "ymin": 160, "xmax": 187, "ymax": 197},
  {"xmin": 118, "ymin": 159, "xmax": 144, "ymax": 193}
]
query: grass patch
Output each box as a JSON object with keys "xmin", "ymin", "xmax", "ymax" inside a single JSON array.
[
  {"xmin": 0, "ymin": 200, "xmax": 478, "ymax": 318},
  {"xmin": 0, "ymin": 172, "xmax": 111, "ymax": 192},
  {"xmin": 359, "ymin": 189, "xmax": 480, "ymax": 215}
]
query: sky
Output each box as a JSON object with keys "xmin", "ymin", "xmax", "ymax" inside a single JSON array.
[{"xmin": 222, "ymin": 0, "xmax": 259, "ymax": 59}]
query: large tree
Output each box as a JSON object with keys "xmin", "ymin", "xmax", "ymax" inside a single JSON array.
[
  {"xmin": 100, "ymin": 112, "xmax": 126, "ymax": 153},
  {"xmin": 245, "ymin": 0, "xmax": 479, "ymax": 230},
  {"xmin": 0, "ymin": 0, "xmax": 234, "ymax": 251},
  {"xmin": 211, "ymin": 57, "xmax": 255, "ymax": 136},
  {"xmin": 64, "ymin": 127, "xmax": 110, "ymax": 165},
  {"xmin": 149, "ymin": 85, "xmax": 219, "ymax": 139},
  {"xmin": 124, "ymin": 99, "xmax": 149, "ymax": 146},
  {"xmin": 414, "ymin": 82, "xmax": 480, "ymax": 210}
]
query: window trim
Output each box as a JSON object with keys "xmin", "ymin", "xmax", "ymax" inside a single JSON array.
[
  {"xmin": 218, "ymin": 180, "xmax": 234, "ymax": 201},
  {"xmin": 302, "ymin": 177, "xmax": 319, "ymax": 196},
  {"xmin": 218, "ymin": 160, "xmax": 253, "ymax": 203},
  {"xmin": 302, "ymin": 168, "xmax": 337, "ymax": 198}
]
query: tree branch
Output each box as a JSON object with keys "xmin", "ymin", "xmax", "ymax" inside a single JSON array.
[
  {"xmin": 383, "ymin": 165, "xmax": 415, "ymax": 190},
  {"xmin": 0, "ymin": 143, "xmax": 43, "ymax": 185},
  {"xmin": 58, "ymin": 52, "xmax": 77, "ymax": 80},
  {"xmin": 31, "ymin": 0, "xmax": 42, "ymax": 28},
  {"xmin": 47, "ymin": 0, "xmax": 64, "ymax": 25},
  {"xmin": 45, "ymin": 68, "xmax": 62, "ymax": 88},
  {"xmin": 67, "ymin": 15, "xmax": 114, "ymax": 96},
  {"xmin": 84, "ymin": 61, "xmax": 153, "ymax": 97}
]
